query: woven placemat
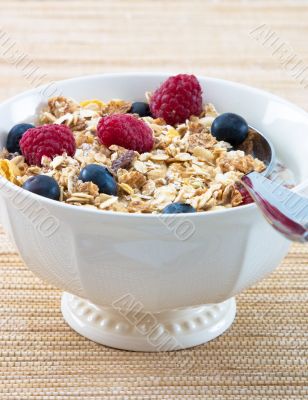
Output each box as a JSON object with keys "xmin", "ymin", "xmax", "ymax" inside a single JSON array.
[{"xmin": 0, "ymin": 226, "xmax": 307, "ymax": 399}]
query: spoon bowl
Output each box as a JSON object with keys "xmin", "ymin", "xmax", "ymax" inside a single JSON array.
[
  {"xmin": 240, "ymin": 127, "xmax": 308, "ymax": 242},
  {"xmin": 235, "ymin": 126, "xmax": 276, "ymax": 177}
]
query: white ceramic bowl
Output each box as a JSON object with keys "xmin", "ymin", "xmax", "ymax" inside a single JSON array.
[{"xmin": 0, "ymin": 73, "xmax": 307, "ymax": 351}]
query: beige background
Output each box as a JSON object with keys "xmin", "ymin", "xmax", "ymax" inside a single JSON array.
[{"xmin": 0, "ymin": 1, "xmax": 307, "ymax": 399}]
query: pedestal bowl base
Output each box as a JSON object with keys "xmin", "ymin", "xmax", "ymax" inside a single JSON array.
[{"xmin": 61, "ymin": 292, "xmax": 236, "ymax": 352}]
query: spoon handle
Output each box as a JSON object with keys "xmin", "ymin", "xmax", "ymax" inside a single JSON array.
[
  {"xmin": 293, "ymin": 180, "xmax": 308, "ymax": 196},
  {"xmin": 241, "ymin": 172, "xmax": 308, "ymax": 243}
]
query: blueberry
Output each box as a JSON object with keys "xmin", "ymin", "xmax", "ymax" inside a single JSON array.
[
  {"xmin": 6, "ymin": 123, "xmax": 34, "ymax": 153},
  {"xmin": 22, "ymin": 175, "xmax": 60, "ymax": 200},
  {"xmin": 162, "ymin": 202, "xmax": 196, "ymax": 214},
  {"xmin": 211, "ymin": 113, "xmax": 248, "ymax": 146},
  {"xmin": 79, "ymin": 164, "xmax": 117, "ymax": 196},
  {"xmin": 129, "ymin": 102, "xmax": 152, "ymax": 117}
]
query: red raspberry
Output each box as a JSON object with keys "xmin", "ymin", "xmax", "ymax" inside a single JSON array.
[
  {"xmin": 236, "ymin": 184, "xmax": 254, "ymax": 205},
  {"xmin": 97, "ymin": 114, "xmax": 154, "ymax": 153},
  {"xmin": 149, "ymin": 74, "xmax": 203, "ymax": 125},
  {"xmin": 20, "ymin": 124, "xmax": 76, "ymax": 166}
]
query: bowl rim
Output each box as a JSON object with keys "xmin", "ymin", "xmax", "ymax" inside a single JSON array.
[{"xmin": 0, "ymin": 72, "xmax": 306, "ymax": 220}]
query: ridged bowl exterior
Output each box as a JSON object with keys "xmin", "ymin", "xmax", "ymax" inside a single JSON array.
[{"xmin": 0, "ymin": 73, "xmax": 307, "ymax": 311}]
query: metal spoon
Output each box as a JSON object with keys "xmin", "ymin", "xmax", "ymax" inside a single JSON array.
[{"xmin": 235, "ymin": 127, "xmax": 308, "ymax": 243}]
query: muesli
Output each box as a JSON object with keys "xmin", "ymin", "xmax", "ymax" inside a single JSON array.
[{"xmin": 0, "ymin": 74, "xmax": 266, "ymax": 214}]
